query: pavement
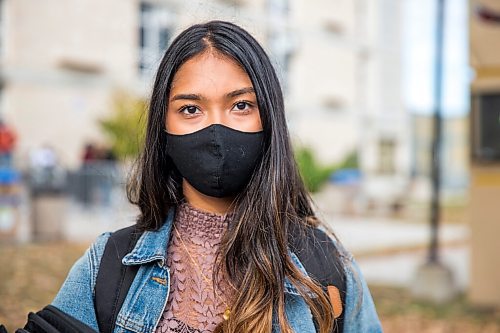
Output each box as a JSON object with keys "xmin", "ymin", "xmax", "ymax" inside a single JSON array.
[
  {"xmin": 59, "ymin": 195, "xmax": 470, "ymax": 292},
  {"xmin": 327, "ymin": 215, "xmax": 469, "ymax": 291}
]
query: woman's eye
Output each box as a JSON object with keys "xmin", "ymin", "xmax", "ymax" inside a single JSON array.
[
  {"xmin": 180, "ymin": 105, "xmax": 200, "ymax": 115},
  {"xmin": 233, "ymin": 102, "xmax": 251, "ymax": 111}
]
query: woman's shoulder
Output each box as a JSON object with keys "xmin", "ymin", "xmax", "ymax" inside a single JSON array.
[
  {"xmin": 288, "ymin": 224, "xmax": 347, "ymax": 293},
  {"xmin": 289, "ymin": 223, "xmax": 382, "ymax": 332},
  {"xmin": 51, "ymin": 231, "xmax": 113, "ymax": 331},
  {"xmin": 289, "ymin": 224, "xmax": 351, "ymax": 268},
  {"xmin": 57, "ymin": 231, "xmax": 113, "ymax": 289},
  {"xmin": 91, "ymin": 231, "xmax": 113, "ymax": 256}
]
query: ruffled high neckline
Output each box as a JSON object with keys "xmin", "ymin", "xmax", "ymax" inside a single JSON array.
[
  {"xmin": 174, "ymin": 201, "xmax": 232, "ymax": 241},
  {"xmin": 160, "ymin": 201, "xmax": 234, "ymax": 332}
]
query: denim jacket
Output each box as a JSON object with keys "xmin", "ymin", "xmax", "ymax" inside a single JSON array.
[{"xmin": 52, "ymin": 207, "xmax": 382, "ymax": 333}]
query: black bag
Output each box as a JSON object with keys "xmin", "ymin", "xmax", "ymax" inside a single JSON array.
[{"xmin": 15, "ymin": 305, "xmax": 96, "ymax": 333}]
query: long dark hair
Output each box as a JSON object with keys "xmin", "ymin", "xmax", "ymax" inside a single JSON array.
[{"xmin": 127, "ymin": 20, "xmax": 334, "ymax": 333}]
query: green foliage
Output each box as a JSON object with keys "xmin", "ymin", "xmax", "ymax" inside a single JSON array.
[
  {"xmin": 99, "ymin": 92, "xmax": 147, "ymax": 160},
  {"xmin": 338, "ymin": 150, "xmax": 359, "ymax": 169},
  {"xmin": 294, "ymin": 146, "xmax": 359, "ymax": 193},
  {"xmin": 294, "ymin": 146, "xmax": 336, "ymax": 193}
]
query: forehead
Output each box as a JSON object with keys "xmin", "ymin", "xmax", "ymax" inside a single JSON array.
[{"xmin": 169, "ymin": 52, "xmax": 253, "ymax": 93}]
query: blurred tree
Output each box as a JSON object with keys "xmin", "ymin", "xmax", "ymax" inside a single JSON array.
[
  {"xmin": 99, "ymin": 92, "xmax": 147, "ymax": 160},
  {"xmin": 295, "ymin": 146, "xmax": 359, "ymax": 193},
  {"xmin": 338, "ymin": 150, "xmax": 358, "ymax": 169}
]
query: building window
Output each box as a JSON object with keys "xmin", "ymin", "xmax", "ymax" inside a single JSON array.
[
  {"xmin": 267, "ymin": 0, "xmax": 293, "ymax": 93},
  {"xmin": 378, "ymin": 138, "xmax": 396, "ymax": 174},
  {"xmin": 139, "ymin": 2, "xmax": 174, "ymax": 78}
]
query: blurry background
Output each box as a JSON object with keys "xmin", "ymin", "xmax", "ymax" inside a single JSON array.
[{"xmin": 0, "ymin": 0, "xmax": 499, "ymax": 332}]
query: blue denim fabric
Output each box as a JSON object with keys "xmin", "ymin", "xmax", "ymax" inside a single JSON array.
[{"xmin": 52, "ymin": 207, "xmax": 382, "ymax": 333}]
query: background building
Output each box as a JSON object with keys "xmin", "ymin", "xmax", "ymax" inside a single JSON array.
[
  {"xmin": 469, "ymin": 0, "xmax": 500, "ymax": 307},
  {"xmin": 0, "ymin": 0, "xmax": 469, "ymax": 214},
  {"xmin": 0, "ymin": 0, "xmax": 406, "ymax": 166}
]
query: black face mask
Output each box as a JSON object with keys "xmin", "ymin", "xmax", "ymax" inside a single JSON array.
[{"xmin": 165, "ymin": 124, "xmax": 264, "ymax": 198}]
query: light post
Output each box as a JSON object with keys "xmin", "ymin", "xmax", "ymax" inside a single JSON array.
[
  {"xmin": 428, "ymin": 0, "xmax": 445, "ymax": 265},
  {"xmin": 411, "ymin": 0, "xmax": 457, "ymax": 303}
]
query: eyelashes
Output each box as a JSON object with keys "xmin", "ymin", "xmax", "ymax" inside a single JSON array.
[
  {"xmin": 177, "ymin": 100, "xmax": 256, "ymax": 117},
  {"xmin": 179, "ymin": 105, "xmax": 200, "ymax": 115}
]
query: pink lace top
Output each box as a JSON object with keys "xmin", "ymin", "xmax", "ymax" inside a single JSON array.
[{"xmin": 155, "ymin": 202, "xmax": 234, "ymax": 333}]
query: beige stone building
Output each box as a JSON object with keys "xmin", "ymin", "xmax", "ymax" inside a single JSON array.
[
  {"xmin": 469, "ymin": 0, "xmax": 500, "ymax": 307},
  {"xmin": 0, "ymin": 0, "xmax": 269, "ymax": 168},
  {"xmin": 286, "ymin": 0, "xmax": 411, "ymax": 209},
  {"xmin": 288, "ymin": 0, "xmax": 409, "ymax": 171},
  {"xmin": 0, "ymin": 0, "xmax": 408, "ymax": 175},
  {"xmin": 2, "ymin": 0, "xmax": 138, "ymax": 168}
]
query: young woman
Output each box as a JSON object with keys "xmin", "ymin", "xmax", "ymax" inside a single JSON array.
[{"xmin": 52, "ymin": 21, "xmax": 382, "ymax": 333}]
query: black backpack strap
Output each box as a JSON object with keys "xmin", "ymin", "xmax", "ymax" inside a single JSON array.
[
  {"xmin": 94, "ymin": 225, "xmax": 143, "ymax": 333},
  {"xmin": 289, "ymin": 226, "xmax": 346, "ymax": 333},
  {"xmin": 20, "ymin": 305, "xmax": 97, "ymax": 333}
]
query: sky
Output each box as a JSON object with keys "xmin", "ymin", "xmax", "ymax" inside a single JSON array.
[{"xmin": 403, "ymin": 0, "xmax": 469, "ymax": 116}]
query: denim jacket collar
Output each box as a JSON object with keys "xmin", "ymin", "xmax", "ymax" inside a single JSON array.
[
  {"xmin": 122, "ymin": 207, "xmax": 175, "ymax": 267},
  {"xmin": 122, "ymin": 205, "xmax": 303, "ymax": 295}
]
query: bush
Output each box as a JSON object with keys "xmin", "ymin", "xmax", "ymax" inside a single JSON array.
[
  {"xmin": 99, "ymin": 92, "xmax": 147, "ymax": 160},
  {"xmin": 294, "ymin": 146, "xmax": 359, "ymax": 193}
]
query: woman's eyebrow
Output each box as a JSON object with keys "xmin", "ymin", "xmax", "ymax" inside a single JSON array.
[
  {"xmin": 226, "ymin": 87, "xmax": 255, "ymax": 98},
  {"xmin": 170, "ymin": 93, "xmax": 202, "ymax": 102},
  {"xmin": 170, "ymin": 87, "xmax": 255, "ymax": 102}
]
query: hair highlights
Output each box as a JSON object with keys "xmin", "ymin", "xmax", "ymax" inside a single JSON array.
[{"xmin": 127, "ymin": 21, "xmax": 335, "ymax": 333}]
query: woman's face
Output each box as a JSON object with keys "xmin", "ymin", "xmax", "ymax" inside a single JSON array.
[{"xmin": 165, "ymin": 52, "xmax": 263, "ymax": 134}]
